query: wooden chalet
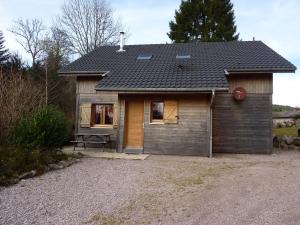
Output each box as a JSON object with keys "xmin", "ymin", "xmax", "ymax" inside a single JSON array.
[{"xmin": 60, "ymin": 35, "xmax": 296, "ymax": 156}]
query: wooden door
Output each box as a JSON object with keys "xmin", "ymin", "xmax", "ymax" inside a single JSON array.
[{"xmin": 125, "ymin": 101, "xmax": 144, "ymax": 148}]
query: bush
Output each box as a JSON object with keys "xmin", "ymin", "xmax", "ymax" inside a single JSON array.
[
  {"xmin": 9, "ymin": 106, "xmax": 69, "ymax": 151},
  {"xmin": 0, "ymin": 146, "xmax": 70, "ymax": 186},
  {"xmin": 294, "ymin": 114, "xmax": 300, "ymax": 120}
]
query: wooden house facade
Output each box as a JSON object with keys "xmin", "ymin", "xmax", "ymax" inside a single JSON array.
[{"xmin": 60, "ymin": 40, "xmax": 296, "ymax": 156}]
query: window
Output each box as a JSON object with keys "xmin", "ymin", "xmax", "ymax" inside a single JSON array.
[
  {"xmin": 176, "ymin": 53, "xmax": 191, "ymax": 59},
  {"xmin": 151, "ymin": 101, "xmax": 164, "ymax": 121},
  {"xmin": 92, "ymin": 104, "xmax": 113, "ymax": 126},
  {"xmin": 137, "ymin": 54, "xmax": 153, "ymax": 60},
  {"xmin": 150, "ymin": 101, "xmax": 179, "ymax": 124}
]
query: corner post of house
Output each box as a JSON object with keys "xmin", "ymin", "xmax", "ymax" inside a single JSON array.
[
  {"xmin": 117, "ymin": 97, "xmax": 126, "ymax": 153},
  {"xmin": 75, "ymin": 79, "xmax": 80, "ymax": 134},
  {"xmin": 209, "ymin": 89, "xmax": 215, "ymax": 158}
]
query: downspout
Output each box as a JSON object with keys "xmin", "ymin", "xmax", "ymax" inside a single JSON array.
[{"xmin": 209, "ymin": 89, "xmax": 215, "ymax": 158}]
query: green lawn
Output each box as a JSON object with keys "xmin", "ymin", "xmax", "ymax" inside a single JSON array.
[{"xmin": 273, "ymin": 126, "xmax": 300, "ymax": 137}]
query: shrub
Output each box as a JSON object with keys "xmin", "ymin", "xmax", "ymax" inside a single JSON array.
[
  {"xmin": 9, "ymin": 106, "xmax": 69, "ymax": 151},
  {"xmin": 0, "ymin": 146, "xmax": 70, "ymax": 186},
  {"xmin": 294, "ymin": 114, "xmax": 300, "ymax": 120}
]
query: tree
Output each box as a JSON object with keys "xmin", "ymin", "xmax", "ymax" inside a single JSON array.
[
  {"xmin": 39, "ymin": 26, "xmax": 75, "ymax": 107},
  {"xmin": 168, "ymin": 0, "xmax": 239, "ymax": 43},
  {"xmin": 55, "ymin": 0, "xmax": 124, "ymax": 56},
  {"xmin": 9, "ymin": 18, "xmax": 45, "ymax": 67},
  {"xmin": 4, "ymin": 52, "xmax": 25, "ymax": 73},
  {"xmin": 0, "ymin": 71, "xmax": 44, "ymax": 143},
  {"xmin": 42, "ymin": 26, "xmax": 74, "ymax": 67},
  {"xmin": 0, "ymin": 31, "xmax": 9, "ymax": 64}
]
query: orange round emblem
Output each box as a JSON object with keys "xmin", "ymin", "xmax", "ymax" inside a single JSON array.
[{"xmin": 233, "ymin": 87, "xmax": 246, "ymax": 101}]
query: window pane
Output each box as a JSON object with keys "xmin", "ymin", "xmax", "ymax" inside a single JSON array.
[
  {"xmin": 95, "ymin": 105, "xmax": 103, "ymax": 124},
  {"xmin": 152, "ymin": 102, "xmax": 164, "ymax": 120},
  {"xmin": 105, "ymin": 105, "xmax": 113, "ymax": 125},
  {"xmin": 93, "ymin": 104, "xmax": 114, "ymax": 126}
]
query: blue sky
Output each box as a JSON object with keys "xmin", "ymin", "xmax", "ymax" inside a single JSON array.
[{"xmin": 0, "ymin": 0, "xmax": 299, "ymax": 106}]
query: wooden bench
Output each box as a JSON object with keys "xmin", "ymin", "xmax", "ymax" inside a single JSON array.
[
  {"xmin": 71, "ymin": 133, "xmax": 112, "ymax": 151},
  {"xmin": 70, "ymin": 140, "xmax": 86, "ymax": 149}
]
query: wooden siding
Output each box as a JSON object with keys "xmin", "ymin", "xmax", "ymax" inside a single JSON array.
[
  {"xmin": 228, "ymin": 74, "xmax": 273, "ymax": 94},
  {"xmin": 76, "ymin": 77, "xmax": 101, "ymax": 94},
  {"xmin": 77, "ymin": 91, "xmax": 119, "ymax": 148},
  {"xmin": 143, "ymin": 96, "xmax": 210, "ymax": 156},
  {"xmin": 212, "ymin": 93, "xmax": 272, "ymax": 154},
  {"xmin": 117, "ymin": 99, "xmax": 126, "ymax": 152}
]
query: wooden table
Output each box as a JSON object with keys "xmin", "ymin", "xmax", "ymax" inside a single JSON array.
[{"xmin": 71, "ymin": 133, "xmax": 113, "ymax": 151}]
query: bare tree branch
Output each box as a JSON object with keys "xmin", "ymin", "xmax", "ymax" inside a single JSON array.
[
  {"xmin": 0, "ymin": 71, "xmax": 44, "ymax": 142},
  {"xmin": 9, "ymin": 18, "xmax": 46, "ymax": 66},
  {"xmin": 55, "ymin": 0, "xmax": 126, "ymax": 56}
]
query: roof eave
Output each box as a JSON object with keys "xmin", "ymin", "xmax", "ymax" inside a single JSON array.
[
  {"xmin": 58, "ymin": 71, "xmax": 110, "ymax": 77},
  {"xmin": 224, "ymin": 68, "xmax": 296, "ymax": 75},
  {"xmin": 94, "ymin": 87, "xmax": 229, "ymax": 92}
]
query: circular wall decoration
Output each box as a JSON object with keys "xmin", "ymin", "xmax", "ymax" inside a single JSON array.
[{"xmin": 233, "ymin": 87, "xmax": 246, "ymax": 101}]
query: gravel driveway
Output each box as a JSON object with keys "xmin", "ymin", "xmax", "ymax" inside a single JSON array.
[{"xmin": 1, "ymin": 150, "xmax": 300, "ymax": 225}]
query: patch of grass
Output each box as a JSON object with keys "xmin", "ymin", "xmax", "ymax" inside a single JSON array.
[
  {"xmin": 170, "ymin": 175, "xmax": 204, "ymax": 188},
  {"xmin": 84, "ymin": 193, "xmax": 164, "ymax": 225},
  {"xmin": 162, "ymin": 162, "xmax": 244, "ymax": 190},
  {"xmin": 84, "ymin": 213, "xmax": 123, "ymax": 225},
  {"xmin": 273, "ymin": 126, "xmax": 300, "ymax": 137}
]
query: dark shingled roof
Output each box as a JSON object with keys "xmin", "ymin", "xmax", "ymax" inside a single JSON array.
[{"xmin": 59, "ymin": 41, "xmax": 296, "ymax": 91}]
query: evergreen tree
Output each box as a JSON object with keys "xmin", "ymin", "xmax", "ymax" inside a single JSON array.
[
  {"xmin": 168, "ymin": 0, "xmax": 239, "ymax": 42},
  {"xmin": 0, "ymin": 31, "xmax": 9, "ymax": 64}
]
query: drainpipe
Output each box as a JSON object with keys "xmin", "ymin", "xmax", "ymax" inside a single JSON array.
[{"xmin": 209, "ymin": 89, "xmax": 215, "ymax": 158}]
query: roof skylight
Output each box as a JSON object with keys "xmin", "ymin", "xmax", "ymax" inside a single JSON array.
[
  {"xmin": 176, "ymin": 53, "xmax": 191, "ymax": 59},
  {"xmin": 137, "ymin": 54, "xmax": 153, "ymax": 60}
]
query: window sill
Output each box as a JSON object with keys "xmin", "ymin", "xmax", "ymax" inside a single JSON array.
[
  {"xmin": 91, "ymin": 125, "xmax": 113, "ymax": 129},
  {"xmin": 149, "ymin": 122, "xmax": 164, "ymax": 125}
]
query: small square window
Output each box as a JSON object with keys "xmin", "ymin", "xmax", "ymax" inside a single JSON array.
[
  {"xmin": 176, "ymin": 53, "xmax": 191, "ymax": 59},
  {"xmin": 151, "ymin": 101, "xmax": 164, "ymax": 121},
  {"xmin": 137, "ymin": 54, "xmax": 153, "ymax": 60}
]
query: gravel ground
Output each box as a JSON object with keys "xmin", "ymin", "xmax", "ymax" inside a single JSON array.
[{"xmin": 1, "ymin": 150, "xmax": 300, "ymax": 225}]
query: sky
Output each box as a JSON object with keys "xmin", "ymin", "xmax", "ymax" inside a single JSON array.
[{"xmin": 0, "ymin": 0, "xmax": 299, "ymax": 107}]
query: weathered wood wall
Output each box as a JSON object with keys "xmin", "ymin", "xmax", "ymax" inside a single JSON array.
[
  {"xmin": 76, "ymin": 77, "xmax": 119, "ymax": 147},
  {"xmin": 77, "ymin": 77, "xmax": 100, "ymax": 94},
  {"xmin": 229, "ymin": 74, "xmax": 273, "ymax": 94},
  {"xmin": 213, "ymin": 74, "xmax": 273, "ymax": 154},
  {"xmin": 119, "ymin": 95, "xmax": 210, "ymax": 156},
  {"xmin": 75, "ymin": 73, "xmax": 273, "ymax": 155}
]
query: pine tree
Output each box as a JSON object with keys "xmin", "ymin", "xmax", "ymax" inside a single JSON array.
[
  {"xmin": 168, "ymin": 0, "xmax": 239, "ymax": 43},
  {"xmin": 0, "ymin": 31, "xmax": 9, "ymax": 64}
]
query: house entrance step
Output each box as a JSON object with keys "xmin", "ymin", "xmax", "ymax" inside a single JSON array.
[{"xmin": 124, "ymin": 148, "xmax": 143, "ymax": 154}]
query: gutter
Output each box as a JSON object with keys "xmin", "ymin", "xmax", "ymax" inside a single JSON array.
[
  {"xmin": 58, "ymin": 71, "xmax": 110, "ymax": 77},
  {"xmin": 209, "ymin": 89, "xmax": 215, "ymax": 158},
  {"xmin": 224, "ymin": 68, "xmax": 296, "ymax": 75},
  {"xmin": 95, "ymin": 87, "xmax": 228, "ymax": 92}
]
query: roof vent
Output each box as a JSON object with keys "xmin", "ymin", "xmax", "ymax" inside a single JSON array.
[
  {"xmin": 137, "ymin": 54, "xmax": 153, "ymax": 60},
  {"xmin": 176, "ymin": 53, "xmax": 191, "ymax": 59},
  {"xmin": 117, "ymin": 32, "xmax": 125, "ymax": 52}
]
